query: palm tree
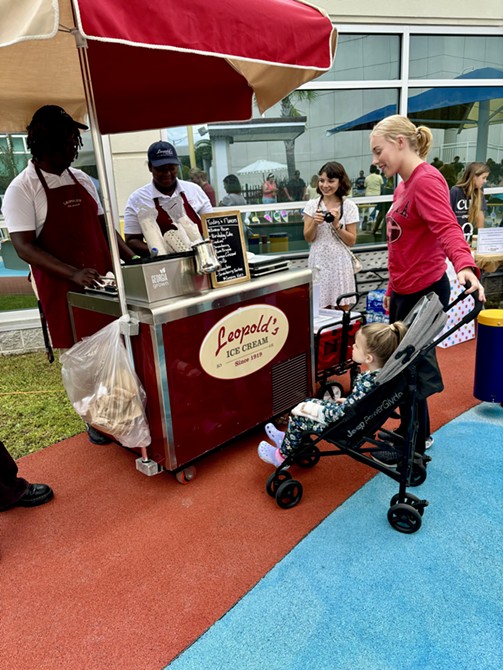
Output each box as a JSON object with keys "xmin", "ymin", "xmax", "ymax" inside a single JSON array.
[
  {"xmin": 0, "ymin": 135, "xmax": 26, "ymax": 195},
  {"xmin": 280, "ymin": 90, "xmax": 318, "ymax": 177},
  {"xmin": 195, "ymin": 139, "xmax": 213, "ymax": 173}
]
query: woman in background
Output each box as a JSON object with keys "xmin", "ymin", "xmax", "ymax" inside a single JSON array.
[
  {"xmin": 189, "ymin": 168, "xmax": 216, "ymax": 206},
  {"xmin": 219, "ymin": 174, "xmax": 247, "ymax": 207},
  {"xmin": 303, "ymin": 161, "xmax": 358, "ymax": 310},
  {"xmin": 305, "ymin": 174, "xmax": 319, "ymax": 200},
  {"xmin": 450, "ymin": 162, "xmax": 489, "ymax": 237},
  {"xmin": 262, "ymin": 173, "xmax": 278, "ymax": 204}
]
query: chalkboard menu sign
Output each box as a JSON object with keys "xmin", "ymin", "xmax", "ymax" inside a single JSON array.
[{"xmin": 201, "ymin": 211, "xmax": 251, "ymax": 288}]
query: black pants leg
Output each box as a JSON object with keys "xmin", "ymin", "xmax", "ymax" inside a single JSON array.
[
  {"xmin": 0, "ymin": 440, "xmax": 29, "ymax": 511},
  {"xmin": 390, "ymin": 274, "xmax": 451, "ymax": 455}
]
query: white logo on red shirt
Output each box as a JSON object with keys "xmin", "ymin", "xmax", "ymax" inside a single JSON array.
[{"xmin": 386, "ymin": 211, "xmax": 402, "ymax": 242}]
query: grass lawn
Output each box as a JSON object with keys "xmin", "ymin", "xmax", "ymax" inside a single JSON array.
[
  {"xmin": 0, "ymin": 295, "xmax": 38, "ymax": 310},
  {"xmin": 0, "ymin": 351, "xmax": 85, "ymax": 459}
]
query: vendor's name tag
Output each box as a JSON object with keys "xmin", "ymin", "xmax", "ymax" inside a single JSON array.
[
  {"xmin": 199, "ymin": 304, "xmax": 289, "ymax": 379},
  {"xmin": 477, "ymin": 228, "xmax": 503, "ymax": 254}
]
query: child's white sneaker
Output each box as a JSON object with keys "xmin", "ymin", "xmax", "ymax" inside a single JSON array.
[
  {"xmin": 264, "ymin": 423, "xmax": 285, "ymax": 449},
  {"xmin": 257, "ymin": 441, "xmax": 288, "ymax": 468}
]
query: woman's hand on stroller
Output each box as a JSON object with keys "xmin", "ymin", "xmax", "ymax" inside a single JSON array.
[{"xmin": 457, "ymin": 268, "xmax": 486, "ymax": 303}]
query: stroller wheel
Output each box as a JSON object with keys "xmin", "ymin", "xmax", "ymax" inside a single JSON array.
[
  {"xmin": 295, "ymin": 445, "xmax": 321, "ymax": 469},
  {"xmin": 266, "ymin": 470, "xmax": 291, "ymax": 498},
  {"xmin": 318, "ymin": 382, "xmax": 343, "ymax": 402},
  {"xmin": 389, "ymin": 492, "xmax": 428, "ymax": 516},
  {"xmin": 276, "ymin": 479, "xmax": 303, "ymax": 509},
  {"xmin": 387, "ymin": 503, "xmax": 422, "ymax": 534},
  {"xmin": 409, "ymin": 460, "xmax": 427, "ymax": 487}
]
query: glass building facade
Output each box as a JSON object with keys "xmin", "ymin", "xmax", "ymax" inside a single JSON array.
[{"xmin": 202, "ymin": 27, "xmax": 502, "ymax": 249}]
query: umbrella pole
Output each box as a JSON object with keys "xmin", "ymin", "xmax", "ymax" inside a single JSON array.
[
  {"xmin": 74, "ymin": 33, "xmax": 148, "ymax": 462},
  {"xmin": 73, "ymin": 34, "xmax": 128, "ymax": 320}
]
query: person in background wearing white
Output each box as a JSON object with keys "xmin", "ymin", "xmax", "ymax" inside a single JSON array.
[
  {"xmin": 124, "ymin": 141, "xmax": 212, "ymax": 257},
  {"xmin": 2, "ymin": 105, "xmax": 134, "ymax": 446},
  {"xmin": 303, "ymin": 161, "xmax": 359, "ymax": 310}
]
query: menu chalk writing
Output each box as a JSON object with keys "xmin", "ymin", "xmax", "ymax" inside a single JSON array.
[{"xmin": 201, "ymin": 211, "xmax": 250, "ymax": 288}]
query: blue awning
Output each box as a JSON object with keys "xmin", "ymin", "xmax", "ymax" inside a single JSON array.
[{"xmin": 327, "ymin": 68, "xmax": 503, "ymax": 135}]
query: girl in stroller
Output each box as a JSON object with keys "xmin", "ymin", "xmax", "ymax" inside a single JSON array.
[{"xmin": 258, "ymin": 321, "xmax": 408, "ymax": 467}]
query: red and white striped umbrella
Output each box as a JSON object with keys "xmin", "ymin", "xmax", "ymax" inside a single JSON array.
[{"xmin": 0, "ymin": 0, "xmax": 335, "ymax": 133}]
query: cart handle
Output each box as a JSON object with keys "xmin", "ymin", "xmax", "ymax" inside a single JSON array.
[{"xmin": 335, "ymin": 292, "xmax": 360, "ymax": 311}]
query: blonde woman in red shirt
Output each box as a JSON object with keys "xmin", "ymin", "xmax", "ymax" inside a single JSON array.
[{"xmin": 369, "ymin": 115, "xmax": 484, "ymax": 461}]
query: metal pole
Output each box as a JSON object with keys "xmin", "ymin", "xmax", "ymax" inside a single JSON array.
[
  {"xmin": 72, "ymin": 30, "xmax": 130, "ymax": 325},
  {"xmin": 187, "ymin": 125, "xmax": 197, "ymax": 167},
  {"xmin": 72, "ymin": 31, "xmax": 148, "ymax": 461}
]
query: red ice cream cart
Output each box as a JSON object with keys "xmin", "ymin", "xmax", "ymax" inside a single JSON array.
[{"xmin": 68, "ymin": 265, "xmax": 313, "ymax": 479}]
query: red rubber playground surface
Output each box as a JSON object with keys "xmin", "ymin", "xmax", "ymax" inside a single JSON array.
[{"xmin": 0, "ymin": 340, "xmax": 479, "ymax": 670}]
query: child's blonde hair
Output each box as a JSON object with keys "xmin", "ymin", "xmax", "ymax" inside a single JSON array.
[
  {"xmin": 360, "ymin": 321, "xmax": 408, "ymax": 366},
  {"xmin": 456, "ymin": 162, "xmax": 489, "ymax": 227},
  {"xmin": 371, "ymin": 115, "xmax": 433, "ymax": 160}
]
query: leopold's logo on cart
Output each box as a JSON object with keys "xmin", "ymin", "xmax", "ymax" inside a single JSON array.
[{"xmin": 199, "ymin": 305, "xmax": 289, "ymax": 379}]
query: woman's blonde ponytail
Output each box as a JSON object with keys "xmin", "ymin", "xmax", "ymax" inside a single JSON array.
[{"xmin": 415, "ymin": 126, "xmax": 433, "ymax": 160}]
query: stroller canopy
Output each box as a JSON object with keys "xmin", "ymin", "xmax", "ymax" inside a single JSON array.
[{"xmin": 375, "ymin": 293, "xmax": 449, "ymax": 387}]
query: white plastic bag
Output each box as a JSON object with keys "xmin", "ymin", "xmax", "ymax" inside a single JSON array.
[
  {"xmin": 163, "ymin": 227, "xmax": 192, "ymax": 253},
  {"xmin": 137, "ymin": 206, "xmax": 168, "ymax": 255},
  {"xmin": 162, "ymin": 195, "xmax": 204, "ymax": 244},
  {"xmin": 60, "ymin": 320, "xmax": 151, "ymax": 448}
]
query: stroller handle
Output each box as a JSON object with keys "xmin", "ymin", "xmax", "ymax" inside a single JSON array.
[{"xmin": 446, "ymin": 279, "xmax": 484, "ymax": 326}]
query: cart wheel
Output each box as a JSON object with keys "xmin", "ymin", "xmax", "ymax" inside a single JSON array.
[
  {"xmin": 408, "ymin": 460, "xmax": 427, "ymax": 487},
  {"xmin": 295, "ymin": 445, "xmax": 321, "ymax": 469},
  {"xmin": 266, "ymin": 470, "xmax": 291, "ymax": 498},
  {"xmin": 389, "ymin": 492, "xmax": 426, "ymax": 516},
  {"xmin": 275, "ymin": 479, "xmax": 303, "ymax": 509},
  {"xmin": 175, "ymin": 466, "xmax": 197, "ymax": 484},
  {"xmin": 319, "ymin": 382, "xmax": 343, "ymax": 402},
  {"xmin": 387, "ymin": 503, "xmax": 422, "ymax": 533}
]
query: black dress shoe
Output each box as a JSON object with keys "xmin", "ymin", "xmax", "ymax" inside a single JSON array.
[
  {"xmin": 14, "ymin": 483, "xmax": 54, "ymax": 508},
  {"xmin": 86, "ymin": 424, "xmax": 112, "ymax": 445}
]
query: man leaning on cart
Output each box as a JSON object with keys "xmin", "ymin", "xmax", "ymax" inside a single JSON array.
[{"xmin": 2, "ymin": 105, "xmax": 136, "ymax": 445}]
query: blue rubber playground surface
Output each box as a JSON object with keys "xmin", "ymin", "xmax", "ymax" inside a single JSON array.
[{"xmin": 166, "ymin": 403, "xmax": 503, "ymax": 670}]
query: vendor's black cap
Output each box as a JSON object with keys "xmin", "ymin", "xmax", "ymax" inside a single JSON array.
[
  {"xmin": 148, "ymin": 141, "xmax": 180, "ymax": 167},
  {"xmin": 29, "ymin": 105, "xmax": 89, "ymax": 131}
]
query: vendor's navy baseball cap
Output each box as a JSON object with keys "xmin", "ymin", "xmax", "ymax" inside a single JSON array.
[
  {"xmin": 29, "ymin": 105, "xmax": 89, "ymax": 130},
  {"xmin": 148, "ymin": 141, "xmax": 180, "ymax": 167}
]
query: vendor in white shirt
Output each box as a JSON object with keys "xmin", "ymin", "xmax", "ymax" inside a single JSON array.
[
  {"xmin": 2, "ymin": 105, "xmax": 133, "ymax": 352},
  {"xmin": 124, "ymin": 141, "xmax": 213, "ymax": 257},
  {"xmin": 2, "ymin": 104, "xmax": 135, "ymax": 446}
]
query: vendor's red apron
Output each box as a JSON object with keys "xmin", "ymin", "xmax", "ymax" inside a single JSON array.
[
  {"xmin": 153, "ymin": 192, "xmax": 203, "ymax": 234},
  {"xmin": 31, "ymin": 164, "xmax": 112, "ymax": 348}
]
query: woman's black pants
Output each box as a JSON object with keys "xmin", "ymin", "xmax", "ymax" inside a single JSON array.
[{"xmin": 389, "ymin": 274, "xmax": 451, "ymax": 455}]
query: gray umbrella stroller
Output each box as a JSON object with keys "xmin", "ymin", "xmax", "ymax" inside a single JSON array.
[{"xmin": 265, "ymin": 286, "xmax": 483, "ymax": 533}]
